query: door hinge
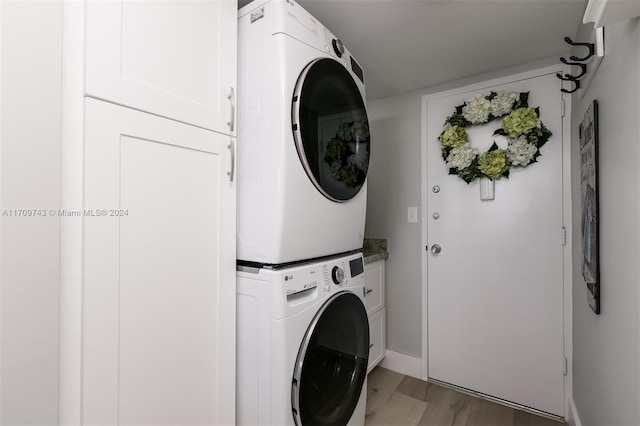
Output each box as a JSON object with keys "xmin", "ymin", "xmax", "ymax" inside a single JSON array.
[
  {"xmin": 561, "ymin": 99, "xmax": 566, "ymax": 117},
  {"xmin": 563, "ymin": 357, "xmax": 568, "ymax": 376},
  {"xmin": 561, "ymin": 226, "xmax": 566, "ymax": 246}
]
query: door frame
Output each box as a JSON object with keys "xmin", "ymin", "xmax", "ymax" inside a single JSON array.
[{"xmin": 419, "ymin": 65, "xmax": 573, "ymax": 419}]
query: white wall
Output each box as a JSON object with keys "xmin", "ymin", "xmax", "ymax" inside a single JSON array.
[
  {"xmin": 365, "ymin": 56, "xmax": 562, "ymax": 357},
  {"xmin": 570, "ymin": 18, "xmax": 640, "ymax": 426},
  {"xmin": 366, "ymin": 91, "xmax": 423, "ymax": 356},
  {"xmin": 0, "ymin": 2, "xmax": 62, "ymax": 424}
]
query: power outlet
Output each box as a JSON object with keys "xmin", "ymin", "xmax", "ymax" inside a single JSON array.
[{"xmin": 407, "ymin": 206, "xmax": 418, "ymax": 223}]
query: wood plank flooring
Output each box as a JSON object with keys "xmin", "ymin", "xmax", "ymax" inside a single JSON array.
[{"xmin": 365, "ymin": 367, "xmax": 564, "ymax": 426}]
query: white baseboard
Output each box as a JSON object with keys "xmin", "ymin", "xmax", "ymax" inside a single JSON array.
[
  {"xmin": 567, "ymin": 397, "xmax": 583, "ymax": 426},
  {"xmin": 378, "ymin": 350, "xmax": 422, "ymax": 380}
]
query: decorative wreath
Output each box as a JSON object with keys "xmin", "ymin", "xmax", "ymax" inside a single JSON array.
[
  {"xmin": 324, "ymin": 119, "xmax": 370, "ymax": 187},
  {"xmin": 439, "ymin": 91, "xmax": 552, "ymax": 184}
]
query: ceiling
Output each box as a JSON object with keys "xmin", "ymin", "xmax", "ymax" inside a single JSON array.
[{"xmin": 240, "ymin": 0, "xmax": 588, "ymax": 100}]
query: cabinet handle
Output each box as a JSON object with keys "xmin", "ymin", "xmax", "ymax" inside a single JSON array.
[
  {"xmin": 366, "ymin": 288, "xmax": 373, "ymax": 295},
  {"xmin": 369, "ymin": 343, "xmax": 374, "ymax": 349},
  {"xmin": 227, "ymin": 87, "xmax": 235, "ymax": 132},
  {"xmin": 227, "ymin": 138, "xmax": 235, "ymax": 182}
]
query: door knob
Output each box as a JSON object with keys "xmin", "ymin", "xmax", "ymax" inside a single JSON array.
[{"xmin": 431, "ymin": 244, "xmax": 442, "ymax": 254}]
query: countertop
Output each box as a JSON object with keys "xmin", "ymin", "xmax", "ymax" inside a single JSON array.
[
  {"xmin": 361, "ymin": 250, "xmax": 389, "ymax": 264},
  {"xmin": 360, "ymin": 238, "xmax": 389, "ymax": 265}
]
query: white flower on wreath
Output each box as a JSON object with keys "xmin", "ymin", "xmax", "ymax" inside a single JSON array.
[
  {"xmin": 489, "ymin": 91, "xmax": 519, "ymax": 117},
  {"xmin": 337, "ymin": 123, "xmax": 352, "ymax": 141},
  {"xmin": 462, "ymin": 95, "xmax": 491, "ymax": 124},
  {"xmin": 329, "ymin": 161, "xmax": 342, "ymax": 179},
  {"xmin": 506, "ymin": 135, "xmax": 538, "ymax": 166},
  {"xmin": 336, "ymin": 120, "xmax": 369, "ymax": 142},
  {"xmin": 352, "ymin": 120, "xmax": 370, "ymax": 141},
  {"xmin": 446, "ymin": 143, "xmax": 479, "ymax": 170}
]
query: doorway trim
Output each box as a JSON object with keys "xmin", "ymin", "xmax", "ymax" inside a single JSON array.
[{"xmin": 419, "ymin": 65, "xmax": 573, "ymax": 419}]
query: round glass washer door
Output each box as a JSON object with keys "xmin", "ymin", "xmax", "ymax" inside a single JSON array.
[
  {"xmin": 292, "ymin": 58, "xmax": 370, "ymax": 202},
  {"xmin": 291, "ymin": 291, "xmax": 370, "ymax": 426}
]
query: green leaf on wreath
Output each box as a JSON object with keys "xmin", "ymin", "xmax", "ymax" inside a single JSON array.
[
  {"xmin": 517, "ymin": 92, "xmax": 529, "ymax": 108},
  {"xmin": 445, "ymin": 112, "xmax": 470, "ymax": 128}
]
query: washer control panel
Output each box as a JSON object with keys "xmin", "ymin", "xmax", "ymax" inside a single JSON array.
[
  {"xmin": 278, "ymin": 253, "xmax": 365, "ymax": 298},
  {"xmin": 321, "ymin": 255, "xmax": 364, "ymax": 290}
]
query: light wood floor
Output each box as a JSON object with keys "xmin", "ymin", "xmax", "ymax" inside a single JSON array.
[{"xmin": 365, "ymin": 367, "xmax": 564, "ymax": 426}]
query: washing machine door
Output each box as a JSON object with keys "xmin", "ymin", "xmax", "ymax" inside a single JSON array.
[
  {"xmin": 292, "ymin": 58, "xmax": 370, "ymax": 202},
  {"xmin": 291, "ymin": 291, "xmax": 370, "ymax": 426}
]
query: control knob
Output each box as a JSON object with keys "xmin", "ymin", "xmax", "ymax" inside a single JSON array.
[
  {"xmin": 331, "ymin": 266, "xmax": 344, "ymax": 285},
  {"xmin": 332, "ymin": 38, "xmax": 344, "ymax": 58}
]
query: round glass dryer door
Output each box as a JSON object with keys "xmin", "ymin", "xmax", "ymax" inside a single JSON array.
[
  {"xmin": 292, "ymin": 58, "xmax": 370, "ymax": 202},
  {"xmin": 291, "ymin": 291, "xmax": 370, "ymax": 426}
]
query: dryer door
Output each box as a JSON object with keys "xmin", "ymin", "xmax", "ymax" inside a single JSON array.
[
  {"xmin": 292, "ymin": 58, "xmax": 370, "ymax": 202},
  {"xmin": 291, "ymin": 291, "xmax": 370, "ymax": 426}
]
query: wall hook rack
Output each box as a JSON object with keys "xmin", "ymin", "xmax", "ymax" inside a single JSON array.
[
  {"xmin": 557, "ymin": 30, "xmax": 604, "ymax": 96},
  {"xmin": 557, "ymin": 28, "xmax": 604, "ymax": 97},
  {"xmin": 564, "ymin": 37, "xmax": 595, "ymax": 61}
]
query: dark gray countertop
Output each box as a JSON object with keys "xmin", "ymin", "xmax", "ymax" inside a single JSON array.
[
  {"xmin": 361, "ymin": 250, "xmax": 389, "ymax": 264},
  {"xmin": 361, "ymin": 238, "xmax": 389, "ymax": 264}
]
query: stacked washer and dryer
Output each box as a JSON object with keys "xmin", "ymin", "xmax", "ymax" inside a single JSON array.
[{"xmin": 236, "ymin": 1, "xmax": 372, "ymax": 425}]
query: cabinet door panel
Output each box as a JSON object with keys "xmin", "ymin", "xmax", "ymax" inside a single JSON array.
[
  {"xmin": 364, "ymin": 261, "xmax": 385, "ymax": 315},
  {"xmin": 83, "ymin": 98, "xmax": 236, "ymax": 425},
  {"xmin": 367, "ymin": 308, "xmax": 386, "ymax": 373},
  {"xmin": 85, "ymin": 0, "xmax": 237, "ymax": 133}
]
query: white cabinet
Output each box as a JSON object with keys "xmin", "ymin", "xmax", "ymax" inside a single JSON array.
[
  {"xmin": 364, "ymin": 259, "xmax": 386, "ymax": 373},
  {"xmin": 81, "ymin": 98, "xmax": 236, "ymax": 425},
  {"xmin": 85, "ymin": 0, "xmax": 237, "ymax": 134},
  {"xmin": 58, "ymin": 2, "xmax": 238, "ymax": 423}
]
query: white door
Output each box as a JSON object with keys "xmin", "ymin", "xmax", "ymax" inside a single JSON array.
[
  {"xmin": 425, "ymin": 72, "xmax": 565, "ymax": 416},
  {"xmin": 82, "ymin": 98, "xmax": 236, "ymax": 425},
  {"xmin": 85, "ymin": 0, "xmax": 237, "ymax": 134}
]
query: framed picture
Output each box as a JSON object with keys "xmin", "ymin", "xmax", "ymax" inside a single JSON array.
[{"xmin": 579, "ymin": 100, "xmax": 600, "ymax": 314}]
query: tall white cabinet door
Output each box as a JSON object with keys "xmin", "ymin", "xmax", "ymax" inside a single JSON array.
[
  {"xmin": 85, "ymin": 0, "xmax": 237, "ymax": 134},
  {"xmin": 82, "ymin": 98, "xmax": 236, "ymax": 425}
]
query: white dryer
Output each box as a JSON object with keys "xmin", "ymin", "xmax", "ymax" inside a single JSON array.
[
  {"xmin": 237, "ymin": 252, "xmax": 370, "ymax": 425},
  {"xmin": 237, "ymin": 0, "xmax": 370, "ymax": 265}
]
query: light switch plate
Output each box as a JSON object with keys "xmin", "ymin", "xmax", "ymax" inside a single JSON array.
[{"xmin": 407, "ymin": 206, "xmax": 418, "ymax": 223}]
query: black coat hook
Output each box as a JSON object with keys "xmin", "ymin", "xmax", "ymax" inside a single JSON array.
[
  {"xmin": 556, "ymin": 72, "xmax": 577, "ymax": 81},
  {"xmin": 561, "ymin": 78, "xmax": 580, "ymax": 94},
  {"xmin": 559, "ymin": 57, "xmax": 587, "ymax": 79},
  {"xmin": 564, "ymin": 37, "xmax": 595, "ymax": 62}
]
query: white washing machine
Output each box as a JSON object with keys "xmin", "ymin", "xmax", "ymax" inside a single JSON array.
[
  {"xmin": 237, "ymin": 0, "xmax": 370, "ymax": 265},
  {"xmin": 237, "ymin": 252, "xmax": 370, "ymax": 425}
]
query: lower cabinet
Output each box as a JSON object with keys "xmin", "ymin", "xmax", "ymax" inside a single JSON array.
[
  {"xmin": 81, "ymin": 98, "xmax": 236, "ymax": 425},
  {"xmin": 364, "ymin": 259, "xmax": 386, "ymax": 373},
  {"xmin": 367, "ymin": 308, "xmax": 386, "ymax": 373}
]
